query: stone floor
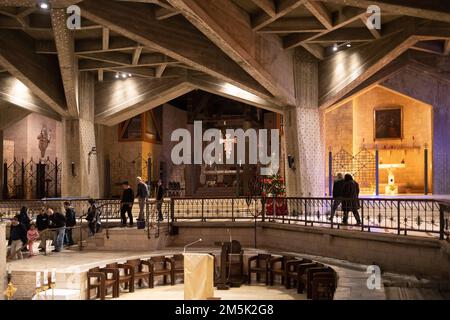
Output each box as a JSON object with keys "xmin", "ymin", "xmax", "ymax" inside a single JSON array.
[
  {"xmin": 6, "ymin": 247, "xmax": 449, "ymax": 300},
  {"xmin": 115, "ymin": 284, "xmax": 306, "ymax": 300}
]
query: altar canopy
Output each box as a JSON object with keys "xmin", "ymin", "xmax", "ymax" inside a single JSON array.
[{"xmin": 183, "ymin": 253, "xmax": 214, "ymax": 300}]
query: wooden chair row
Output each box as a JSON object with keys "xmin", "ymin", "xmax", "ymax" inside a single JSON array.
[
  {"xmin": 87, "ymin": 254, "xmax": 184, "ymax": 300},
  {"xmin": 247, "ymin": 254, "xmax": 337, "ymax": 300}
]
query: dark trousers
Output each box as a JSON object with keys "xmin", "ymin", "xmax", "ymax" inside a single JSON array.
[
  {"xmin": 88, "ymin": 222, "xmax": 100, "ymax": 236},
  {"xmin": 343, "ymin": 210, "xmax": 361, "ymax": 224},
  {"xmin": 64, "ymin": 228, "xmax": 74, "ymax": 246},
  {"xmin": 329, "ymin": 199, "xmax": 341, "ymax": 221},
  {"xmin": 157, "ymin": 200, "xmax": 163, "ymax": 221},
  {"xmin": 121, "ymin": 204, "xmax": 133, "ymax": 225}
]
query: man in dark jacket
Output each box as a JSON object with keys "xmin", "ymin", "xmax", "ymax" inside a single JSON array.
[
  {"xmin": 120, "ymin": 181, "xmax": 135, "ymax": 227},
  {"xmin": 8, "ymin": 215, "xmax": 27, "ymax": 260},
  {"xmin": 64, "ymin": 202, "xmax": 77, "ymax": 246},
  {"xmin": 342, "ymin": 174, "xmax": 362, "ymax": 225},
  {"xmin": 329, "ymin": 173, "xmax": 345, "ymax": 222},
  {"xmin": 86, "ymin": 199, "xmax": 101, "ymax": 236},
  {"xmin": 156, "ymin": 180, "xmax": 165, "ymax": 222},
  {"xmin": 48, "ymin": 208, "xmax": 66, "ymax": 252},
  {"xmin": 36, "ymin": 207, "xmax": 49, "ymax": 252},
  {"xmin": 136, "ymin": 177, "xmax": 149, "ymax": 221}
]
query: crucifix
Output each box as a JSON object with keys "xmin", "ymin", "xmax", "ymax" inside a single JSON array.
[{"xmin": 220, "ymin": 133, "xmax": 237, "ymax": 160}]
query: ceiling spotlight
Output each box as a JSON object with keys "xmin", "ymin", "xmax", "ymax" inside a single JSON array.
[
  {"xmin": 121, "ymin": 73, "xmax": 127, "ymax": 78},
  {"xmin": 39, "ymin": 1, "xmax": 49, "ymax": 9},
  {"xmin": 346, "ymin": 43, "xmax": 352, "ymax": 48},
  {"xmin": 128, "ymin": 73, "xmax": 132, "ymax": 77},
  {"xmin": 332, "ymin": 43, "xmax": 338, "ymax": 52},
  {"xmin": 115, "ymin": 73, "xmax": 119, "ymax": 79}
]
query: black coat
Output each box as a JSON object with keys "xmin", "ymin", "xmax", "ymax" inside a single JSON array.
[
  {"xmin": 156, "ymin": 185, "xmax": 165, "ymax": 201},
  {"xmin": 121, "ymin": 187, "xmax": 134, "ymax": 204},
  {"xmin": 50, "ymin": 212, "xmax": 66, "ymax": 228},
  {"xmin": 9, "ymin": 223, "xmax": 27, "ymax": 246},
  {"xmin": 332, "ymin": 180, "xmax": 345, "ymax": 198},
  {"xmin": 137, "ymin": 182, "xmax": 149, "ymax": 198},
  {"xmin": 36, "ymin": 214, "xmax": 49, "ymax": 231},
  {"xmin": 65, "ymin": 207, "xmax": 77, "ymax": 227},
  {"xmin": 18, "ymin": 209, "xmax": 31, "ymax": 230},
  {"xmin": 342, "ymin": 180, "xmax": 360, "ymax": 211}
]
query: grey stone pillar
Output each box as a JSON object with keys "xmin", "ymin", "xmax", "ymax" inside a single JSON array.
[
  {"xmin": 285, "ymin": 48, "xmax": 325, "ymax": 197},
  {"xmin": 62, "ymin": 73, "xmax": 100, "ymax": 198}
]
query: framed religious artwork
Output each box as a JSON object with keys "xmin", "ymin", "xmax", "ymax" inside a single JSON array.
[{"xmin": 374, "ymin": 107, "xmax": 403, "ymax": 140}]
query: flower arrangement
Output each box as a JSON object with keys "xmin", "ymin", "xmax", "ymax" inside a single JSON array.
[{"xmin": 260, "ymin": 174, "xmax": 286, "ymax": 197}]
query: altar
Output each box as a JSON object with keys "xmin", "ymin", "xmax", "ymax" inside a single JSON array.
[{"xmin": 379, "ymin": 163, "xmax": 406, "ymax": 195}]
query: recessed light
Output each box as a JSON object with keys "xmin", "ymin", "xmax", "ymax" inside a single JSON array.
[
  {"xmin": 115, "ymin": 73, "xmax": 119, "ymax": 79},
  {"xmin": 121, "ymin": 73, "xmax": 127, "ymax": 78},
  {"xmin": 128, "ymin": 73, "xmax": 132, "ymax": 77},
  {"xmin": 332, "ymin": 44, "xmax": 338, "ymax": 52},
  {"xmin": 346, "ymin": 43, "xmax": 351, "ymax": 48},
  {"xmin": 39, "ymin": 2, "xmax": 49, "ymax": 9}
]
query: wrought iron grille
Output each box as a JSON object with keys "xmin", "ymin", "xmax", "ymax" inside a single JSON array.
[
  {"xmin": 3, "ymin": 158, "xmax": 61, "ymax": 200},
  {"xmin": 332, "ymin": 148, "xmax": 376, "ymax": 194}
]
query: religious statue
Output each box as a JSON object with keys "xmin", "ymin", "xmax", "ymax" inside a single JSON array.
[{"xmin": 37, "ymin": 125, "xmax": 51, "ymax": 159}]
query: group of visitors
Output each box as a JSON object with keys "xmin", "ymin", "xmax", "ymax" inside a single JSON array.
[
  {"xmin": 329, "ymin": 173, "xmax": 362, "ymax": 225},
  {"xmin": 8, "ymin": 202, "xmax": 77, "ymax": 260},
  {"xmin": 120, "ymin": 177, "xmax": 165, "ymax": 227}
]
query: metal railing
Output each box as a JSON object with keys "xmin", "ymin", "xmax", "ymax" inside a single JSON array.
[
  {"xmin": 171, "ymin": 196, "xmax": 450, "ymax": 239},
  {"xmin": 2, "ymin": 196, "xmax": 450, "ymax": 241}
]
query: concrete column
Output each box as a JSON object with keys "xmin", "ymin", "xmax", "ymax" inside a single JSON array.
[
  {"xmin": 285, "ymin": 48, "xmax": 325, "ymax": 197},
  {"xmin": 0, "ymin": 223, "xmax": 6, "ymax": 300},
  {"xmin": 62, "ymin": 73, "xmax": 100, "ymax": 198}
]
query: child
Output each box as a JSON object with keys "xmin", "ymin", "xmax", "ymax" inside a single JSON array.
[
  {"xmin": 27, "ymin": 223, "xmax": 40, "ymax": 257},
  {"xmin": 8, "ymin": 216, "xmax": 27, "ymax": 260}
]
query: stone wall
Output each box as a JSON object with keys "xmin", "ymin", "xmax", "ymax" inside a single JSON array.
[
  {"xmin": 3, "ymin": 113, "xmax": 62, "ymax": 161},
  {"xmin": 382, "ymin": 68, "xmax": 450, "ymax": 195}
]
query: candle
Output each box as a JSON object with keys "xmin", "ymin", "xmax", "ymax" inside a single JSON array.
[
  {"xmin": 51, "ymin": 269, "xmax": 56, "ymax": 284},
  {"xmin": 43, "ymin": 270, "xmax": 49, "ymax": 286},
  {"xmin": 36, "ymin": 272, "xmax": 41, "ymax": 288}
]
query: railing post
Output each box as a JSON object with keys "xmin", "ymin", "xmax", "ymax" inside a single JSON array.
[
  {"xmin": 231, "ymin": 198, "xmax": 235, "ymax": 222},
  {"xmin": 328, "ymin": 148, "xmax": 333, "ymax": 197},
  {"xmin": 201, "ymin": 198, "xmax": 204, "ymax": 222},
  {"xmin": 304, "ymin": 199, "xmax": 308, "ymax": 226},
  {"xmin": 171, "ymin": 198, "xmax": 175, "ymax": 223},
  {"xmin": 375, "ymin": 146, "xmax": 380, "ymax": 196},
  {"xmin": 397, "ymin": 201, "xmax": 401, "ymax": 236},
  {"xmin": 424, "ymin": 144, "xmax": 429, "ymax": 195},
  {"xmin": 273, "ymin": 195, "xmax": 277, "ymax": 220},
  {"xmin": 439, "ymin": 204, "xmax": 445, "ymax": 241},
  {"xmin": 261, "ymin": 197, "xmax": 266, "ymax": 223},
  {"xmin": 79, "ymin": 216, "xmax": 83, "ymax": 252},
  {"xmin": 146, "ymin": 200, "xmax": 151, "ymax": 239},
  {"xmin": 360, "ymin": 200, "xmax": 364, "ymax": 232}
]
